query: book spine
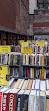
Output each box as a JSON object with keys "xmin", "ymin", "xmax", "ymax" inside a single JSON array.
[
  {"xmin": 2, "ymin": 93, "xmax": 8, "ymax": 111},
  {"xmin": 23, "ymin": 55, "xmax": 25, "ymax": 65},
  {"xmin": 28, "ymin": 95, "xmax": 36, "ymax": 111},
  {"xmin": 21, "ymin": 95, "xmax": 29, "ymax": 111},
  {"xmin": 26, "ymin": 55, "xmax": 28, "ymax": 65},
  {"xmin": 36, "ymin": 96, "xmax": 40, "ymax": 111},
  {"xmin": 46, "ymin": 99, "xmax": 49, "ymax": 111},
  {"xmin": 8, "ymin": 93, "xmax": 16, "ymax": 111},
  {"xmin": 0, "ymin": 92, "xmax": 2, "ymax": 111},
  {"xmin": 32, "ymin": 55, "xmax": 34, "ymax": 65},
  {"xmin": 29, "ymin": 68, "xmax": 30, "ymax": 77},
  {"xmin": 30, "ymin": 68, "xmax": 34, "ymax": 78},
  {"xmin": 26, "ymin": 68, "xmax": 28, "ymax": 78},
  {"xmin": 40, "ymin": 96, "xmax": 46, "ymax": 111}
]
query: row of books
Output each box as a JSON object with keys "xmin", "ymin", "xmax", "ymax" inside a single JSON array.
[
  {"xmin": 1, "ymin": 53, "xmax": 49, "ymax": 66},
  {"xmin": 28, "ymin": 43, "xmax": 48, "ymax": 54},
  {"xmin": 0, "ymin": 79, "xmax": 49, "ymax": 111},
  {"xmin": 9, "ymin": 67, "xmax": 49, "ymax": 79},
  {"xmin": 21, "ymin": 40, "xmax": 48, "ymax": 54},
  {"xmin": 0, "ymin": 53, "xmax": 21, "ymax": 65},
  {"xmin": 23, "ymin": 68, "xmax": 49, "ymax": 79},
  {"xmin": 11, "ymin": 45, "xmax": 21, "ymax": 52},
  {"xmin": 12, "ymin": 79, "xmax": 49, "ymax": 91},
  {"xmin": 11, "ymin": 44, "xmax": 49, "ymax": 54},
  {"xmin": 23, "ymin": 54, "xmax": 49, "ymax": 66},
  {"xmin": 9, "ymin": 67, "xmax": 19, "ymax": 77}
]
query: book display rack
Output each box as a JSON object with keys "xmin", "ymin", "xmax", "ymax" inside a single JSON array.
[
  {"xmin": 0, "ymin": 40, "xmax": 49, "ymax": 111},
  {"xmin": 0, "ymin": 78, "xmax": 49, "ymax": 111}
]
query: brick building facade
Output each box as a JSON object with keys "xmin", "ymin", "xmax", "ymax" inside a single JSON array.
[
  {"xmin": 0, "ymin": 0, "xmax": 30, "ymax": 35},
  {"xmin": 0, "ymin": 0, "xmax": 33, "ymax": 45},
  {"xmin": 0, "ymin": 0, "xmax": 49, "ymax": 44},
  {"xmin": 29, "ymin": 0, "xmax": 49, "ymax": 42}
]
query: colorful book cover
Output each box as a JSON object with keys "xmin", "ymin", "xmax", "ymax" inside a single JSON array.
[
  {"xmin": 8, "ymin": 89, "xmax": 20, "ymax": 111},
  {"xmin": 2, "ymin": 89, "xmax": 11, "ymax": 111},
  {"xmin": 36, "ymin": 91, "xmax": 40, "ymax": 111},
  {"xmin": 0, "ymin": 87, "xmax": 9, "ymax": 111},
  {"xmin": 46, "ymin": 99, "xmax": 49, "ymax": 111},
  {"xmin": 40, "ymin": 96, "xmax": 46, "ymax": 111}
]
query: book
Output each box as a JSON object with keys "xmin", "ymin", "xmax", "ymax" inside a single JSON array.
[
  {"xmin": 36, "ymin": 91, "xmax": 40, "ymax": 111},
  {"xmin": 41, "ymin": 68, "xmax": 45, "ymax": 79},
  {"xmin": 18, "ymin": 79, "xmax": 24, "ymax": 89},
  {"xmin": 8, "ymin": 78, "xmax": 15, "ymax": 88},
  {"xmin": 46, "ymin": 80, "xmax": 49, "ymax": 90},
  {"xmin": 22, "ymin": 80, "xmax": 28, "ymax": 90},
  {"xmin": 35, "ymin": 79, "xmax": 40, "ymax": 90},
  {"xmin": 23, "ymin": 68, "xmax": 26, "ymax": 77},
  {"xmin": 8, "ymin": 88, "xmax": 20, "ymax": 111},
  {"xmin": 20, "ymin": 90, "xmax": 30, "ymax": 111},
  {"xmin": 14, "ymin": 79, "xmax": 22, "ymax": 89},
  {"xmin": 28, "ymin": 90, "xmax": 36, "ymax": 111},
  {"xmin": 46, "ymin": 99, "xmax": 49, "ymax": 111},
  {"xmin": 0, "ymin": 87, "xmax": 9, "ymax": 111},
  {"xmin": 30, "ymin": 68, "xmax": 34, "ymax": 78},
  {"xmin": 40, "ymin": 91, "xmax": 46, "ymax": 111},
  {"xmin": 46, "ymin": 70, "xmax": 49, "ymax": 79},
  {"xmin": 10, "ymin": 82, "xmax": 16, "ymax": 89},
  {"xmin": 46, "ymin": 56, "xmax": 49, "ymax": 66},
  {"xmin": 16, "ymin": 90, "xmax": 30, "ymax": 111},
  {"xmin": 27, "ymin": 80, "xmax": 33, "ymax": 90},
  {"xmin": 2, "ymin": 89, "xmax": 11, "ymax": 111},
  {"xmin": 24, "ymin": 80, "xmax": 30, "ymax": 90},
  {"xmin": 31, "ymin": 80, "xmax": 35, "ymax": 89},
  {"xmin": 23, "ymin": 54, "xmax": 29, "ymax": 65},
  {"xmin": 40, "ymin": 55, "xmax": 44, "ymax": 66},
  {"xmin": 16, "ymin": 90, "xmax": 25, "ymax": 111},
  {"xmin": 40, "ymin": 80, "xmax": 46, "ymax": 91}
]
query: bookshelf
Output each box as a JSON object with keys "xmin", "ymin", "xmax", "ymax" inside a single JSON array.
[
  {"xmin": 0, "ymin": 40, "xmax": 49, "ymax": 80},
  {"xmin": 22, "ymin": 65, "xmax": 49, "ymax": 69}
]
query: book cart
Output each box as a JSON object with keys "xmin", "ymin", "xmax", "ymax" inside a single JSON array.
[{"xmin": 0, "ymin": 40, "xmax": 49, "ymax": 111}]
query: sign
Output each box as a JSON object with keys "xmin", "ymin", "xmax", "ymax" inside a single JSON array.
[
  {"xmin": 27, "ymin": 40, "xmax": 31, "ymax": 43},
  {"xmin": 21, "ymin": 47, "xmax": 32, "ymax": 54},
  {"xmin": 36, "ymin": 40, "xmax": 45, "ymax": 46},
  {"xmin": 0, "ymin": 46, "xmax": 11, "ymax": 53},
  {"xmin": 32, "ymin": 40, "xmax": 34, "ymax": 43},
  {"xmin": 22, "ymin": 42, "xmax": 28, "ymax": 47},
  {"xmin": 19, "ymin": 40, "xmax": 24, "ymax": 45},
  {"xmin": 0, "ymin": 66, "xmax": 8, "ymax": 86}
]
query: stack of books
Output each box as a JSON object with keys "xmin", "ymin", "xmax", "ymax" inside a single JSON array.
[
  {"xmin": 23, "ymin": 54, "xmax": 49, "ymax": 66},
  {"xmin": 11, "ymin": 45, "xmax": 21, "ymax": 52},
  {"xmin": 23, "ymin": 68, "xmax": 49, "ymax": 79},
  {"xmin": 0, "ymin": 78, "xmax": 49, "ymax": 111}
]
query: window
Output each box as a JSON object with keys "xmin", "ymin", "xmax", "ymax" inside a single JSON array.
[{"xmin": 37, "ymin": 0, "xmax": 44, "ymax": 9}]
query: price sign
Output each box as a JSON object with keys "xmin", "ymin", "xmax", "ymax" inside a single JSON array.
[
  {"xmin": 0, "ymin": 46, "xmax": 11, "ymax": 53},
  {"xmin": 21, "ymin": 47, "xmax": 32, "ymax": 54},
  {"xmin": 0, "ymin": 66, "xmax": 8, "ymax": 86}
]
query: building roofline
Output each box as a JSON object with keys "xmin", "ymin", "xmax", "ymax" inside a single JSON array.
[{"xmin": 0, "ymin": 25, "xmax": 33, "ymax": 37}]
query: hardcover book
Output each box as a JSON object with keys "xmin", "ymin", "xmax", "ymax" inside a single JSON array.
[
  {"xmin": 40, "ymin": 91, "xmax": 46, "ymax": 111},
  {"xmin": 28, "ymin": 90, "xmax": 36, "ymax": 111},
  {"xmin": 2, "ymin": 89, "xmax": 11, "ymax": 111},
  {"xmin": 8, "ymin": 89, "xmax": 20, "ymax": 111}
]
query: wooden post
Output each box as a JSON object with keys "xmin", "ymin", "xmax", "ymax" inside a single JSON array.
[
  {"xmin": 7, "ymin": 33, "xmax": 10, "ymax": 45},
  {"xmin": 1, "ymin": 32, "xmax": 4, "ymax": 45}
]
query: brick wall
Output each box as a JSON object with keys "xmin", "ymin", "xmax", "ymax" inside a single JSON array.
[
  {"xmin": 20, "ymin": 1, "xmax": 29, "ymax": 34},
  {"xmin": 33, "ymin": 10, "xmax": 49, "ymax": 34},
  {"xmin": 0, "ymin": 0, "xmax": 31, "ymax": 35},
  {"xmin": 14, "ymin": 0, "xmax": 21, "ymax": 33},
  {"xmin": 21, "ymin": 0, "xmax": 29, "ymax": 11},
  {"xmin": 29, "ymin": 15, "xmax": 33, "ymax": 35},
  {"xmin": 0, "ymin": 0, "xmax": 16, "ymax": 30}
]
